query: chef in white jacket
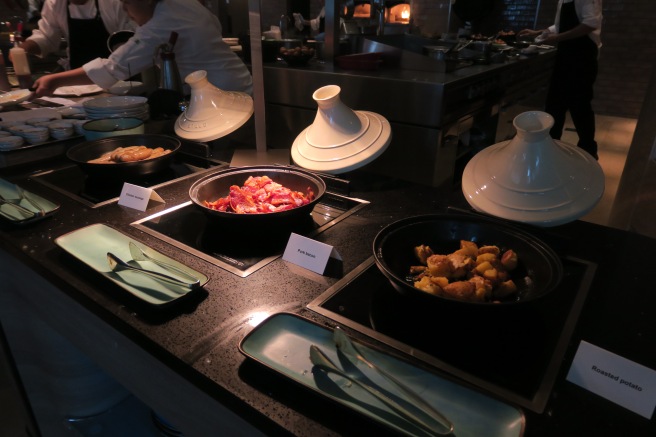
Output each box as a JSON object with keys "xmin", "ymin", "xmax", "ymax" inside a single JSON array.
[
  {"xmin": 20, "ymin": 0, "xmax": 134, "ymax": 70},
  {"xmin": 30, "ymin": 0, "xmax": 252, "ymax": 97}
]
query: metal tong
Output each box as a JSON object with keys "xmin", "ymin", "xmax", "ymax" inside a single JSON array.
[
  {"xmin": 332, "ymin": 327, "xmax": 454, "ymax": 435},
  {"xmin": 310, "ymin": 345, "xmax": 444, "ymax": 436},
  {"xmin": 0, "ymin": 196, "xmax": 34, "ymax": 217},
  {"xmin": 107, "ymin": 252, "xmax": 199, "ymax": 290},
  {"xmin": 0, "ymin": 187, "xmax": 45, "ymax": 218},
  {"xmin": 128, "ymin": 242, "xmax": 200, "ymax": 284},
  {"xmin": 309, "ymin": 328, "xmax": 454, "ymax": 435}
]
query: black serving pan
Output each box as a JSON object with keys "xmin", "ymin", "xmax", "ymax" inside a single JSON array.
[
  {"xmin": 189, "ymin": 165, "xmax": 326, "ymax": 224},
  {"xmin": 66, "ymin": 134, "xmax": 181, "ymax": 179},
  {"xmin": 373, "ymin": 213, "xmax": 563, "ymax": 306}
]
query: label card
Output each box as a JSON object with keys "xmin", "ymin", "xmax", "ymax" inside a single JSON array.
[
  {"xmin": 118, "ymin": 183, "xmax": 165, "ymax": 211},
  {"xmin": 566, "ymin": 340, "xmax": 656, "ymax": 419},
  {"xmin": 282, "ymin": 233, "xmax": 342, "ymax": 275}
]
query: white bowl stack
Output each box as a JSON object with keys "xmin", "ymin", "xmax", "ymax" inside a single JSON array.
[
  {"xmin": 83, "ymin": 96, "xmax": 150, "ymax": 121},
  {"xmin": 19, "ymin": 126, "xmax": 51, "ymax": 144},
  {"xmin": 0, "ymin": 135, "xmax": 25, "ymax": 151},
  {"xmin": 48, "ymin": 121, "xmax": 75, "ymax": 140}
]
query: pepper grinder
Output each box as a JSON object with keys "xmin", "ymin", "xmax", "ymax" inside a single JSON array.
[
  {"xmin": 158, "ymin": 31, "xmax": 182, "ymax": 95},
  {"xmin": 149, "ymin": 31, "xmax": 184, "ymax": 118}
]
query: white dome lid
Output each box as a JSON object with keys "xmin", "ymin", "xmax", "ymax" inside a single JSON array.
[
  {"xmin": 462, "ymin": 111, "xmax": 605, "ymax": 227},
  {"xmin": 291, "ymin": 85, "xmax": 391, "ymax": 174},
  {"xmin": 174, "ymin": 70, "xmax": 253, "ymax": 142}
]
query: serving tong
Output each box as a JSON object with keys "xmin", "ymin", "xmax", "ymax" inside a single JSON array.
[
  {"xmin": 128, "ymin": 242, "xmax": 200, "ymax": 284},
  {"xmin": 0, "ymin": 187, "xmax": 45, "ymax": 218},
  {"xmin": 310, "ymin": 327, "xmax": 454, "ymax": 436},
  {"xmin": 107, "ymin": 252, "xmax": 200, "ymax": 290}
]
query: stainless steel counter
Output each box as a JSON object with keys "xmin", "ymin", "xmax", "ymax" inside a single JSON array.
[{"xmin": 262, "ymin": 48, "xmax": 556, "ymax": 187}]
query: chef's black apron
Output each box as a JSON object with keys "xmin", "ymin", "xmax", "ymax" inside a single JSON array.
[
  {"xmin": 67, "ymin": 0, "xmax": 111, "ymax": 69},
  {"xmin": 546, "ymin": 0, "xmax": 599, "ymax": 158}
]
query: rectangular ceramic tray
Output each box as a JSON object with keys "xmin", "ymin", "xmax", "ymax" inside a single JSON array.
[
  {"xmin": 0, "ymin": 178, "xmax": 59, "ymax": 225},
  {"xmin": 240, "ymin": 313, "xmax": 525, "ymax": 437},
  {"xmin": 55, "ymin": 223, "xmax": 209, "ymax": 306}
]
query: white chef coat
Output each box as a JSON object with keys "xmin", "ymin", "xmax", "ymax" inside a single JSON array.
[
  {"xmin": 548, "ymin": 0, "xmax": 602, "ymax": 48},
  {"xmin": 84, "ymin": 0, "xmax": 253, "ymax": 95},
  {"xmin": 27, "ymin": 0, "xmax": 135, "ymax": 60}
]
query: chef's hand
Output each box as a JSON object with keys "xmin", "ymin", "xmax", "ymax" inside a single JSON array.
[
  {"xmin": 538, "ymin": 33, "xmax": 559, "ymax": 46},
  {"xmin": 29, "ymin": 75, "xmax": 58, "ymax": 99},
  {"xmin": 518, "ymin": 29, "xmax": 536, "ymax": 38}
]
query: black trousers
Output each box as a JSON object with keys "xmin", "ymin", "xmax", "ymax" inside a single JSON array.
[{"xmin": 545, "ymin": 40, "xmax": 599, "ymax": 158}]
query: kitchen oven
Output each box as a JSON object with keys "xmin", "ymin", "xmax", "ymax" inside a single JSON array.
[{"xmin": 342, "ymin": 0, "xmax": 410, "ymax": 34}]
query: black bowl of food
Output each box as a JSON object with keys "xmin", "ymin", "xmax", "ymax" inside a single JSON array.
[
  {"xmin": 189, "ymin": 165, "xmax": 326, "ymax": 224},
  {"xmin": 262, "ymin": 38, "xmax": 302, "ymax": 62},
  {"xmin": 373, "ymin": 213, "xmax": 563, "ymax": 306},
  {"xmin": 279, "ymin": 45, "xmax": 315, "ymax": 66},
  {"xmin": 66, "ymin": 134, "xmax": 181, "ymax": 179}
]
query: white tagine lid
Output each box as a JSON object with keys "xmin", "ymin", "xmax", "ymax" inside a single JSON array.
[
  {"xmin": 462, "ymin": 111, "xmax": 605, "ymax": 227},
  {"xmin": 291, "ymin": 85, "xmax": 391, "ymax": 174},
  {"xmin": 174, "ymin": 70, "xmax": 253, "ymax": 142}
]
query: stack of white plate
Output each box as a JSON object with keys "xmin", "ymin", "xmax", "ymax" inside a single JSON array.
[{"xmin": 83, "ymin": 96, "xmax": 150, "ymax": 121}]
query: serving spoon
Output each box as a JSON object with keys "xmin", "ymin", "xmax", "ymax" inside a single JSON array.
[
  {"xmin": 333, "ymin": 327, "xmax": 454, "ymax": 435},
  {"xmin": 310, "ymin": 345, "xmax": 445, "ymax": 436},
  {"xmin": 107, "ymin": 252, "xmax": 199, "ymax": 290},
  {"xmin": 128, "ymin": 242, "xmax": 200, "ymax": 283}
]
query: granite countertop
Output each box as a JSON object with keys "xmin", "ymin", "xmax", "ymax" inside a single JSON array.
[{"xmin": 1, "ymin": 148, "xmax": 655, "ymax": 435}]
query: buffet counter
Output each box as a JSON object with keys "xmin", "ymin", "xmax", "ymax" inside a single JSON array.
[{"xmin": 0, "ymin": 142, "xmax": 655, "ymax": 435}]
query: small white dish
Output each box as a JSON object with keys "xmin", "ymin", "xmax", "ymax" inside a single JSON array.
[
  {"xmin": 0, "ymin": 89, "xmax": 31, "ymax": 106},
  {"xmin": 83, "ymin": 95, "xmax": 148, "ymax": 111},
  {"xmin": 107, "ymin": 80, "xmax": 145, "ymax": 96},
  {"xmin": 53, "ymin": 84, "xmax": 104, "ymax": 97}
]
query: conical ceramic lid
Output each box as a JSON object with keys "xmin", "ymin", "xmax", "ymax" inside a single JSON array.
[
  {"xmin": 174, "ymin": 70, "xmax": 253, "ymax": 142},
  {"xmin": 291, "ymin": 85, "xmax": 391, "ymax": 174},
  {"xmin": 462, "ymin": 111, "xmax": 605, "ymax": 227}
]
